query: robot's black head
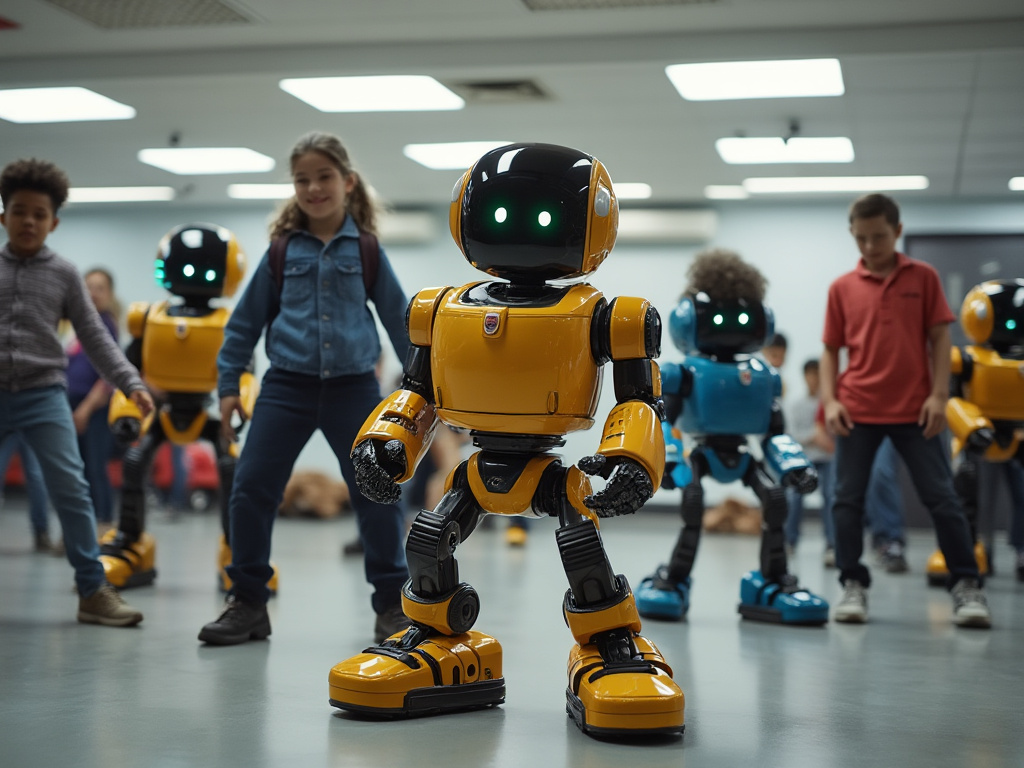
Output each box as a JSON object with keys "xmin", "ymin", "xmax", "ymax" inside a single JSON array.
[
  {"xmin": 691, "ymin": 291, "xmax": 771, "ymax": 356},
  {"xmin": 450, "ymin": 143, "xmax": 617, "ymax": 283},
  {"xmin": 962, "ymin": 279, "xmax": 1024, "ymax": 354},
  {"xmin": 156, "ymin": 224, "xmax": 243, "ymax": 300}
]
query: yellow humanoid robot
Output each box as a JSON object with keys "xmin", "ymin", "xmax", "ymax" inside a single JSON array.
[
  {"xmin": 102, "ymin": 224, "xmax": 265, "ymax": 591},
  {"xmin": 327, "ymin": 143, "xmax": 684, "ymax": 738},
  {"xmin": 926, "ymin": 279, "xmax": 1024, "ymax": 584}
]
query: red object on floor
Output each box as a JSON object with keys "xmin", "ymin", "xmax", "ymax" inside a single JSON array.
[
  {"xmin": 107, "ymin": 442, "xmax": 219, "ymax": 492},
  {"xmin": 3, "ymin": 453, "xmax": 25, "ymax": 486}
]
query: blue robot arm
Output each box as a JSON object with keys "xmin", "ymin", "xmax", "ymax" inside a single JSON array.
[{"xmin": 763, "ymin": 434, "xmax": 817, "ymax": 493}]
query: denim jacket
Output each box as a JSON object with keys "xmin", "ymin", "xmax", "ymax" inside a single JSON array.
[{"xmin": 217, "ymin": 215, "xmax": 411, "ymax": 397}]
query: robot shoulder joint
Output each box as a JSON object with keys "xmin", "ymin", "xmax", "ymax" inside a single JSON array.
[
  {"xmin": 407, "ymin": 286, "xmax": 453, "ymax": 347},
  {"xmin": 126, "ymin": 302, "xmax": 151, "ymax": 339},
  {"xmin": 592, "ymin": 296, "xmax": 662, "ymax": 363}
]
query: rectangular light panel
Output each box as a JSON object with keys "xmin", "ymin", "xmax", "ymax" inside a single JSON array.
[
  {"xmin": 0, "ymin": 86, "xmax": 135, "ymax": 123},
  {"xmin": 716, "ymin": 137, "xmax": 854, "ymax": 164},
  {"xmin": 666, "ymin": 59, "xmax": 844, "ymax": 101},
  {"xmin": 280, "ymin": 76, "xmax": 464, "ymax": 112},
  {"xmin": 704, "ymin": 185, "xmax": 750, "ymax": 200},
  {"xmin": 403, "ymin": 141, "xmax": 512, "ymax": 170},
  {"xmin": 743, "ymin": 176, "xmax": 929, "ymax": 194},
  {"xmin": 614, "ymin": 182, "xmax": 653, "ymax": 200},
  {"xmin": 68, "ymin": 186, "xmax": 175, "ymax": 203},
  {"xmin": 1010, "ymin": 177, "xmax": 1024, "ymax": 191},
  {"xmin": 139, "ymin": 148, "xmax": 275, "ymax": 175}
]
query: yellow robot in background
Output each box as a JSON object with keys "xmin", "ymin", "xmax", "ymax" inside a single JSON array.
[
  {"xmin": 927, "ymin": 279, "xmax": 1024, "ymax": 585},
  {"xmin": 102, "ymin": 224, "xmax": 270, "ymax": 592},
  {"xmin": 327, "ymin": 143, "xmax": 684, "ymax": 738}
]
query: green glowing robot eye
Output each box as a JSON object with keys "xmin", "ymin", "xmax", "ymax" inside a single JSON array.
[
  {"xmin": 713, "ymin": 314, "xmax": 724, "ymax": 325},
  {"xmin": 1007, "ymin": 319, "xmax": 1017, "ymax": 330},
  {"xmin": 739, "ymin": 312, "xmax": 749, "ymax": 325},
  {"xmin": 494, "ymin": 207, "xmax": 507, "ymax": 223},
  {"xmin": 183, "ymin": 264, "xmax": 195, "ymax": 277},
  {"xmin": 205, "ymin": 269, "xmax": 217, "ymax": 282},
  {"xmin": 538, "ymin": 211, "xmax": 552, "ymax": 227}
]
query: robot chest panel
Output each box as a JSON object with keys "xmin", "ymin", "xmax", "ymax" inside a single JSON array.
[
  {"xmin": 141, "ymin": 305, "xmax": 226, "ymax": 393},
  {"xmin": 681, "ymin": 358, "xmax": 773, "ymax": 435},
  {"xmin": 431, "ymin": 288, "xmax": 601, "ymax": 433},
  {"xmin": 966, "ymin": 351, "xmax": 1024, "ymax": 421}
]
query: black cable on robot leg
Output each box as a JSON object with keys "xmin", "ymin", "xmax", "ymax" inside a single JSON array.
[
  {"xmin": 665, "ymin": 483, "xmax": 704, "ymax": 584},
  {"xmin": 747, "ymin": 463, "xmax": 789, "ymax": 582},
  {"xmin": 557, "ymin": 520, "xmax": 621, "ymax": 607}
]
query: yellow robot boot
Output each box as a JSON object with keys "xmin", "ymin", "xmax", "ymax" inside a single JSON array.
[
  {"xmin": 99, "ymin": 529, "xmax": 157, "ymax": 589},
  {"xmin": 925, "ymin": 542, "xmax": 989, "ymax": 586},
  {"xmin": 564, "ymin": 586, "xmax": 685, "ymax": 737},
  {"xmin": 328, "ymin": 583, "xmax": 505, "ymax": 717},
  {"xmin": 217, "ymin": 536, "xmax": 279, "ymax": 594}
]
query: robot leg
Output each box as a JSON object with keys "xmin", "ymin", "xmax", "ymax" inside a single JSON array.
[
  {"xmin": 329, "ymin": 464, "xmax": 505, "ymax": 718},
  {"xmin": 927, "ymin": 454, "xmax": 988, "ymax": 585},
  {"xmin": 555, "ymin": 473, "xmax": 684, "ymax": 737},
  {"xmin": 100, "ymin": 433, "xmax": 160, "ymax": 588},
  {"xmin": 637, "ymin": 482, "xmax": 703, "ymax": 621},
  {"xmin": 737, "ymin": 465, "xmax": 828, "ymax": 625}
]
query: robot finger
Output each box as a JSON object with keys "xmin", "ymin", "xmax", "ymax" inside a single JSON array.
[
  {"xmin": 578, "ymin": 454, "xmax": 612, "ymax": 479},
  {"xmin": 584, "ymin": 460, "xmax": 653, "ymax": 517}
]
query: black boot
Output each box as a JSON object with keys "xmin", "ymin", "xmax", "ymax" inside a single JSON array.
[{"xmin": 198, "ymin": 596, "xmax": 271, "ymax": 645}]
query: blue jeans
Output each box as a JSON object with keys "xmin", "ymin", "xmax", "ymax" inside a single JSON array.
[
  {"xmin": 833, "ymin": 423, "xmax": 978, "ymax": 589},
  {"xmin": 226, "ymin": 368, "xmax": 409, "ymax": 610},
  {"xmin": 70, "ymin": 396, "xmax": 115, "ymax": 525},
  {"xmin": 0, "ymin": 431, "xmax": 50, "ymax": 535},
  {"xmin": 0, "ymin": 386, "xmax": 106, "ymax": 596},
  {"xmin": 865, "ymin": 437, "xmax": 904, "ymax": 546},
  {"xmin": 785, "ymin": 459, "xmax": 835, "ymax": 548}
]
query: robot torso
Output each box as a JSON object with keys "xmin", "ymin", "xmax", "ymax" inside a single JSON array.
[
  {"xmin": 961, "ymin": 346, "xmax": 1024, "ymax": 424},
  {"xmin": 675, "ymin": 355, "xmax": 779, "ymax": 437},
  {"xmin": 137, "ymin": 300, "xmax": 229, "ymax": 394}
]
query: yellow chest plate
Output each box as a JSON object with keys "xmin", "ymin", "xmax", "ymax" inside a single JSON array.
[
  {"xmin": 141, "ymin": 302, "xmax": 228, "ymax": 394},
  {"xmin": 431, "ymin": 283, "xmax": 603, "ymax": 434},
  {"xmin": 963, "ymin": 346, "xmax": 1024, "ymax": 421}
]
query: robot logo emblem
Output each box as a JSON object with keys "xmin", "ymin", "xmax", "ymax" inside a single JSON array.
[
  {"xmin": 175, "ymin": 322, "xmax": 188, "ymax": 339},
  {"xmin": 738, "ymin": 368, "xmax": 752, "ymax": 386},
  {"xmin": 483, "ymin": 312, "xmax": 501, "ymax": 335}
]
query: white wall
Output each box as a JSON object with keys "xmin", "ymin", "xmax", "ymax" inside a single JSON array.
[{"xmin": 46, "ymin": 197, "xmax": 1024, "ymax": 499}]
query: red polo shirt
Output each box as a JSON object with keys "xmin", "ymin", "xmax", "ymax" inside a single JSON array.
[{"xmin": 823, "ymin": 252, "xmax": 954, "ymax": 423}]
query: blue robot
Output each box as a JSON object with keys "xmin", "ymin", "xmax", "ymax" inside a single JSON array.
[{"xmin": 635, "ymin": 249, "xmax": 829, "ymax": 625}]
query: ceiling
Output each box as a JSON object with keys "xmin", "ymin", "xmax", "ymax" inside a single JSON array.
[{"xmin": 1, "ymin": 0, "xmax": 1023, "ymax": 210}]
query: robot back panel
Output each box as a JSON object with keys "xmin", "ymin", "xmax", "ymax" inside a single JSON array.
[
  {"xmin": 140, "ymin": 302, "xmax": 228, "ymax": 394},
  {"xmin": 431, "ymin": 283, "xmax": 603, "ymax": 434},
  {"xmin": 679, "ymin": 356, "xmax": 776, "ymax": 436}
]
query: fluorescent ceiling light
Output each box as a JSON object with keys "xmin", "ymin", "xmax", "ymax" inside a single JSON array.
[
  {"xmin": 704, "ymin": 185, "xmax": 750, "ymax": 200},
  {"xmin": 1010, "ymin": 177, "xmax": 1024, "ymax": 191},
  {"xmin": 139, "ymin": 148, "xmax": 275, "ymax": 175},
  {"xmin": 403, "ymin": 141, "xmax": 512, "ymax": 170},
  {"xmin": 227, "ymin": 183, "xmax": 294, "ymax": 200},
  {"xmin": 666, "ymin": 59, "xmax": 844, "ymax": 101},
  {"xmin": 615, "ymin": 183, "xmax": 652, "ymax": 200},
  {"xmin": 67, "ymin": 187, "xmax": 175, "ymax": 204},
  {"xmin": 617, "ymin": 209, "xmax": 717, "ymax": 244},
  {"xmin": 0, "ymin": 86, "xmax": 135, "ymax": 123},
  {"xmin": 716, "ymin": 137, "xmax": 854, "ymax": 164},
  {"xmin": 280, "ymin": 76, "xmax": 464, "ymax": 112},
  {"xmin": 743, "ymin": 176, "xmax": 929, "ymax": 194}
]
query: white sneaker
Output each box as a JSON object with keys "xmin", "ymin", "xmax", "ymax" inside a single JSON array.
[
  {"xmin": 951, "ymin": 578, "xmax": 991, "ymax": 628},
  {"xmin": 822, "ymin": 547, "xmax": 836, "ymax": 568},
  {"xmin": 834, "ymin": 580, "xmax": 868, "ymax": 623}
]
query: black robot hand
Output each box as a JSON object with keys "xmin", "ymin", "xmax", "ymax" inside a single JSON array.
[
  {"xmin": 351, "ymin": 439, "xmax": 404, "ymax": 505},
  {"xmin": 579, "ymin": 455, "xmax": 654, "ymax": 518},
  {"xmin": 110, "ymin": 417, "xmax": 141, "ymax": 445},
  {"xmin": 784, "ymin": 465, "xmax": 818, "ymax": 495},
  {"xmin": 966, "ymin": 427, "xmax": 995, "ymax": 453}
]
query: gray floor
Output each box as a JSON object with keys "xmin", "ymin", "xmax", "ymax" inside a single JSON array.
[{"xmin": 2, "ymin": 499, "xmax": 1023, "ymax": 768}]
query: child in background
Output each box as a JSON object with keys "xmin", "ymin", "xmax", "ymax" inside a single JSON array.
[
  {"xmin": 784, "ymin": 359, "xmax": 836, "ymax": 566},
  {"xmin": 0, "ymin": 158, "xmax": 153, "ymax": 626},
  {"xmin": 198, "ymin": 132, "xmax": 412, "ymax": 646}
]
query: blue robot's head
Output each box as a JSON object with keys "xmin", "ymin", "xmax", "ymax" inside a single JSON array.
[{"xmin": 669, "ymin": 291, "xmax": 774, "ymax": 356}]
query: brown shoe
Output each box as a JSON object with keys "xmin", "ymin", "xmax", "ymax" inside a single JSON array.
[{"xmin": 77, "ymin": 583, "xmax": 144, "ymax": 627}]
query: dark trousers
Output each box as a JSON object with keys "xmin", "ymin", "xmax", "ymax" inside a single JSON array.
[
  {"xmin": 226, "ymin": 368, "xmax": 409, "ymax": 610},
  {"xmin": 71, "ymin": 398, "xmax": 115, "ymax": 524},
  {"xmin": 833, "ymin": 422, "xmax": 978, "ymax": 590}
]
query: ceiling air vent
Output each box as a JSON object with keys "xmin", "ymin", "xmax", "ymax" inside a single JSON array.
[
  {"xmin": 449, "ymin": 80, "xmax": 550, "ymax": 104},
  {"xmin": 523, "ymin": 0, "xmax": 717, "ymax": 8},
  {"xmin": 41, "ymin": 0, "xmax": 251, "ymax": 29}
]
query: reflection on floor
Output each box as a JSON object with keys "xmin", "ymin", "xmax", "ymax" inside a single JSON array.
[{"xmin": 2, "ymin": 500, "xmax": 1022, "ymax": 768}]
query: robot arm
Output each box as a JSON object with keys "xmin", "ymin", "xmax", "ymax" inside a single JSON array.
[
  {"xmin": 580, "ymin": 298, "xmax": 666, "ymax": 517},
  {"xmin": 108, "ymin": 389, "xmax": 154, "ymax": 443},
  {"xmin": 656, "ymin": 361, "xmax": 692, "ymax": 490},
  {"xmin": 947, "ymin": 397, "xmax": 995, "ymax": 456},
  {"xmin": 763, "ymin": 434, "xmax": 817, "ymax": 494},
  {"xmin": 350, "ymin": 288, "xmax": 449, "ymax": 504}
]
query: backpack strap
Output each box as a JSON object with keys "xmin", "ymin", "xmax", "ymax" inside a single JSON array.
[
  {"xmin": 358, "ymin": 230, "xmax": 380, "ymax": 297},
  {"xmin": 268, "ymin": 232, "xmax": 294, "ymax": 294}
]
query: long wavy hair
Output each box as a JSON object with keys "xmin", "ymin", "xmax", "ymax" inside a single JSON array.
[
  {"xmin": 269, "ymin": 132, "xmax": 379, "ymax": 238},
  {"xmin": 684, "ymin": 248, "xmax": 767, "ymax": 303}
]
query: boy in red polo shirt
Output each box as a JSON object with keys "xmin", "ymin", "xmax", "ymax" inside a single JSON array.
[{"xmin": 821, "ymin": 193, "xmax": 990, "ymax": 628}]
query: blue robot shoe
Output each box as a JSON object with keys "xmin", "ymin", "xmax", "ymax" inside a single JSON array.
[
  {"xmin": 636, "ymin": 567, "xmax": 691, "ymax": 621},
  {"xmin": 738, "ymin": 570, "xmax": 829, "ymax": 625}
]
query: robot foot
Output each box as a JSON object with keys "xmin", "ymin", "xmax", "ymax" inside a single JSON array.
[
  {"xmin": 738, "ymin": 571, "xmax": 829, "ymax": 625},
  {"xmin": 99, "ymin": 530, "xmax": 157, "ymax": 589},
  {"xmin": 635, "ymin": 567, "xmax": 691, "ymax": 621},
  {"xmin": 926, "ymin": 543, "xmax": 989, "ymax": 587},
  {"xmin": 566, "ymin": 628, "xmax": 685, "ymax": 738},
  {"xmin": 328, "ymin": 624, "xmax": 505, "ymax": 718},
  {"xmin": 217, "ymin": 536, "xmax": 279, "ymax": 595}
]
